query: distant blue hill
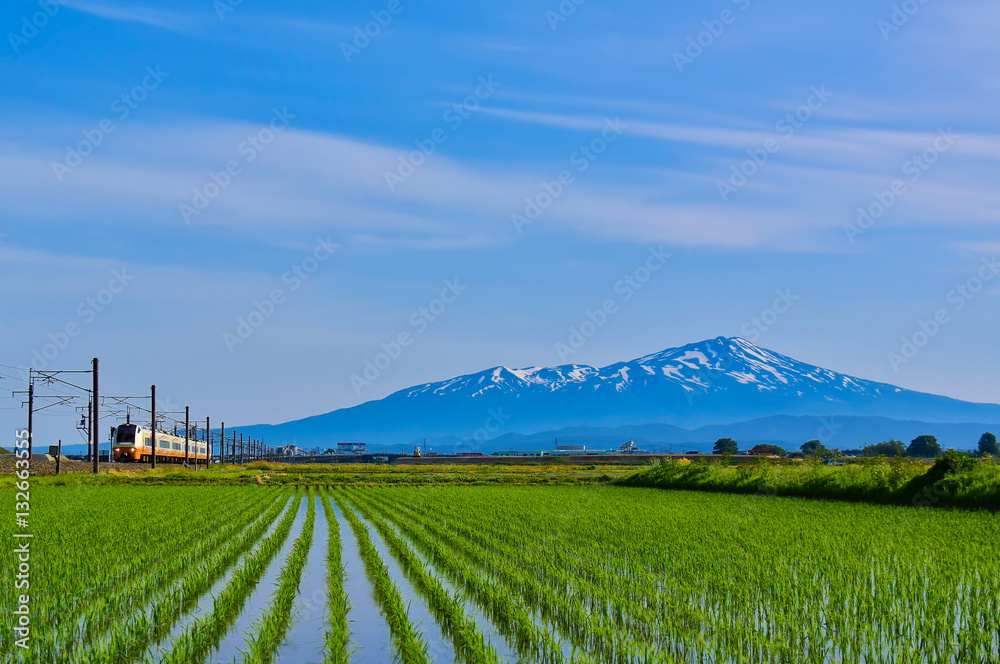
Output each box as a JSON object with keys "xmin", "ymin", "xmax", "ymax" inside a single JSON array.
[{"xmin": 237, "ymin": 337, "xmax": 1000, "ymax": 450}]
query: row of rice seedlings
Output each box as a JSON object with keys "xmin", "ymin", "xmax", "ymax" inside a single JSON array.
[
  {"xmin": 407, "ymin": 488, "xmax": 826, "ymax": 662},
  {"xmin": 33, "ymin": 495, "xmax": 218, "ymax": 628},
  {"xmin": 23, "ymin": 488, "xmax": 280, "ymax": 664},
  {"xmin": 417, "ymin": 506, "xmax": 633, "ymax": 660},
  {"xmin": 358, "ymin": 489, "xmax": 568, "ymax": 664},
  {"xmin": 560, "ymin": 496, "xmax": 996, "ymax": 663},
  {"xmin": 387, "ymin": 485, "xmax": 1000, "ymax": 664},
  {"xmin": 69, "ymin": 490, "xmax": 293, "ymax": 664},
  {"xmin": 394, "ymin": 494, "xmax": 668, "ymax": 663},
  {"xmin": 345, "ymin": 488, "xmax": 501, "ymax": 664},
  {"xmin": 400, "ymin": 488, "xmax": 811, "ymax": 662},
  {"xmin": 69, "ymin": 496, "xmax": 280, "ymax": 651},
  {"xmin": 3, "ymin": 486, "xmax": 269, "ymax": 664},
  {"xmin": 330, "ymin": 492, "xmax": 431, "ymax": 664},
  {"xmin": 369, "ymin": 490, "xmax": 657, "ymax": 664},
  {"xmin": 143, "ymin": 492, "xmax": 300, "ymax": 660},
  {"xmin": 241, "ymin": 487, "xmax": 318, "ymax": 664},
  {"xmin": 156, "ymin": 489, "xmax": 306, "ymax": 664},
  {"xmin": 318, "ymin": 487, "xmax": 351, "ymax": 664}
]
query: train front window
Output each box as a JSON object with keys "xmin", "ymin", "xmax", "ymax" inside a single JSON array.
[{"xmin": 116, "ymin": 425, "xmax": 136, "ymax": 444}]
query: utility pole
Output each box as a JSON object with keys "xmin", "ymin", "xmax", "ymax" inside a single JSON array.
[
  {"xmin": 56, "ymin": 439, "xmax": 61, "ymax": 475},
  {"xmin": 150, "ymin": 384, "xmax": 157, "ymax": 469},
  {"xmin": 86, "ymin": 398, "xmax": 92, "ymax": 463},
  {"xmin": 184, "ymin": 406, "xmax": 190, "ymax": 466},
  {"xmin": 92, "ymin": 357, "xmax": 99, "ymax": 474},
  {"xmin": 206, "ymin": 416, "xmax": 211, "ymax": 468},
  {"xmin": 220, "ymin": 422, "xmax": 225, "ymax": 464},
  {"xmin": 27, "ymin": 381, "xmax": 33, "ymax": 459}
]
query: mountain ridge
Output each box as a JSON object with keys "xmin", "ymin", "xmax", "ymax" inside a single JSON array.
[{"xmin": 237, "ymin": 337, "xmax": 1000, "ymax": 447}]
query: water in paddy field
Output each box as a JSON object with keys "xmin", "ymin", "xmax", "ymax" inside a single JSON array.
[
  {"xmin": 329, "ymin": 498, "xmax": 393, "ymax": 664},
  {"xmin": 351, "ymin": 505, "xmax": 457, "ymax": 664},
  {"xmin": 386, "ymin": 521, "xmax": 521, "ymax": 663},
  {"xmin": 274, "ymin": 499, "xmax": 330, "ymax": 663},
  {"xmin": 208, "ymin": 496, "xmax": 309, "ymax": 664},
  {"xmin": 145, "ymin": 494, "xmax": 294, "ymax": 661}
]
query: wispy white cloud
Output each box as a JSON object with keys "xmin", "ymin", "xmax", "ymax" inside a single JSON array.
[
  {"xmin": 71, "ymin": 2, "xmax": 200, "ymax": 33},
  {"xmin": 1, "ymin": 109, "xmax": 998, "ymax": 254}
]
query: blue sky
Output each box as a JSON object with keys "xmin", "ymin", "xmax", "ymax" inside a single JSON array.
[{"xmin": 1, "ymin": 0, "xmax": 999, "ymax": 442}]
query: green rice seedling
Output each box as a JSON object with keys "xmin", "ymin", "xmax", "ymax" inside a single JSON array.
[
  {"xmin": 242, "ymin": 487, "xmax": 317, "ymax": 664},
  {"xmin": 156, "ymin": 489, "xmax": 305, "ymax": 664},
  {"xmin": 358, "ymin": 489, "xmax": 568, "ymax": 664},
  {"xmin": 392, "ymin": 485, "xmax": 1000, "ymax": 664},
  {"xmin": 382, "ymin": 492, "xmax": 665, "ymax": 663},
  {"xmin": 362, "ymin": 488, "xmax": 660, "ymax": 664},
  {"xmin": 69, "ymin": 490, "xmax": 291, "ymax": 664},
  {"xmin": 345, "ymin": 488, "xmax": 501, "ymax": 664},
  {"xmin": 1, "ymin": 486, "xmax": 219, "ymax": 657},
  {"xmin": 4, "ymin": 486, "xmax": 279, "ymax": 664},
  {"xmin": 331, "ymin": 492, "xmax": 431, "ymax": 664},
  {"xmin": 319, "ymin": 487, "xmax": 351, "ymax": 664}
]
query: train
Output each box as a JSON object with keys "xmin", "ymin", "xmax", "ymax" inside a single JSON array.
[{"xmin": 112, "ymin": 421, "xmax": 208, "ymax": 463}]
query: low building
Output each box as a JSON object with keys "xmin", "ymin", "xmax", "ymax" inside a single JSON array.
[{"xmin": 336, "ymin": 442, "xmax": 367, "ymax": 455}]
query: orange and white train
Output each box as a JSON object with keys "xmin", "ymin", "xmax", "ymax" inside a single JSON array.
[{"xmin": 112, "ymin": 422, "xmax": 208, "ymax": 463}]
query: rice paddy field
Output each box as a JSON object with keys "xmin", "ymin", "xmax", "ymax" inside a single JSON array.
[{"xmin": 3, "ymin": 483, "xmax": 999, "ymax": 663}]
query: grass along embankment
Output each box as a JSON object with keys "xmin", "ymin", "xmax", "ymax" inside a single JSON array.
[
  {"xmin": 3, "ymin": 460, "xmax": 628, "ymax": 488},
  {"xmin": 617, "ymin": 451, "xmax": 1000, "ymax": 508}
]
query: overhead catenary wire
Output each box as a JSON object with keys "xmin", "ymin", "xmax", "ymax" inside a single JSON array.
[{"xmin": 6, "ymin": 357, "xmax": 228, "ymax": 468}]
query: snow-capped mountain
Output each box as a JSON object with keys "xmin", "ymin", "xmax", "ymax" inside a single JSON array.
[{"xmin": 239, "ymin": 337, "xmax": 1000, "ymax": 447}]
